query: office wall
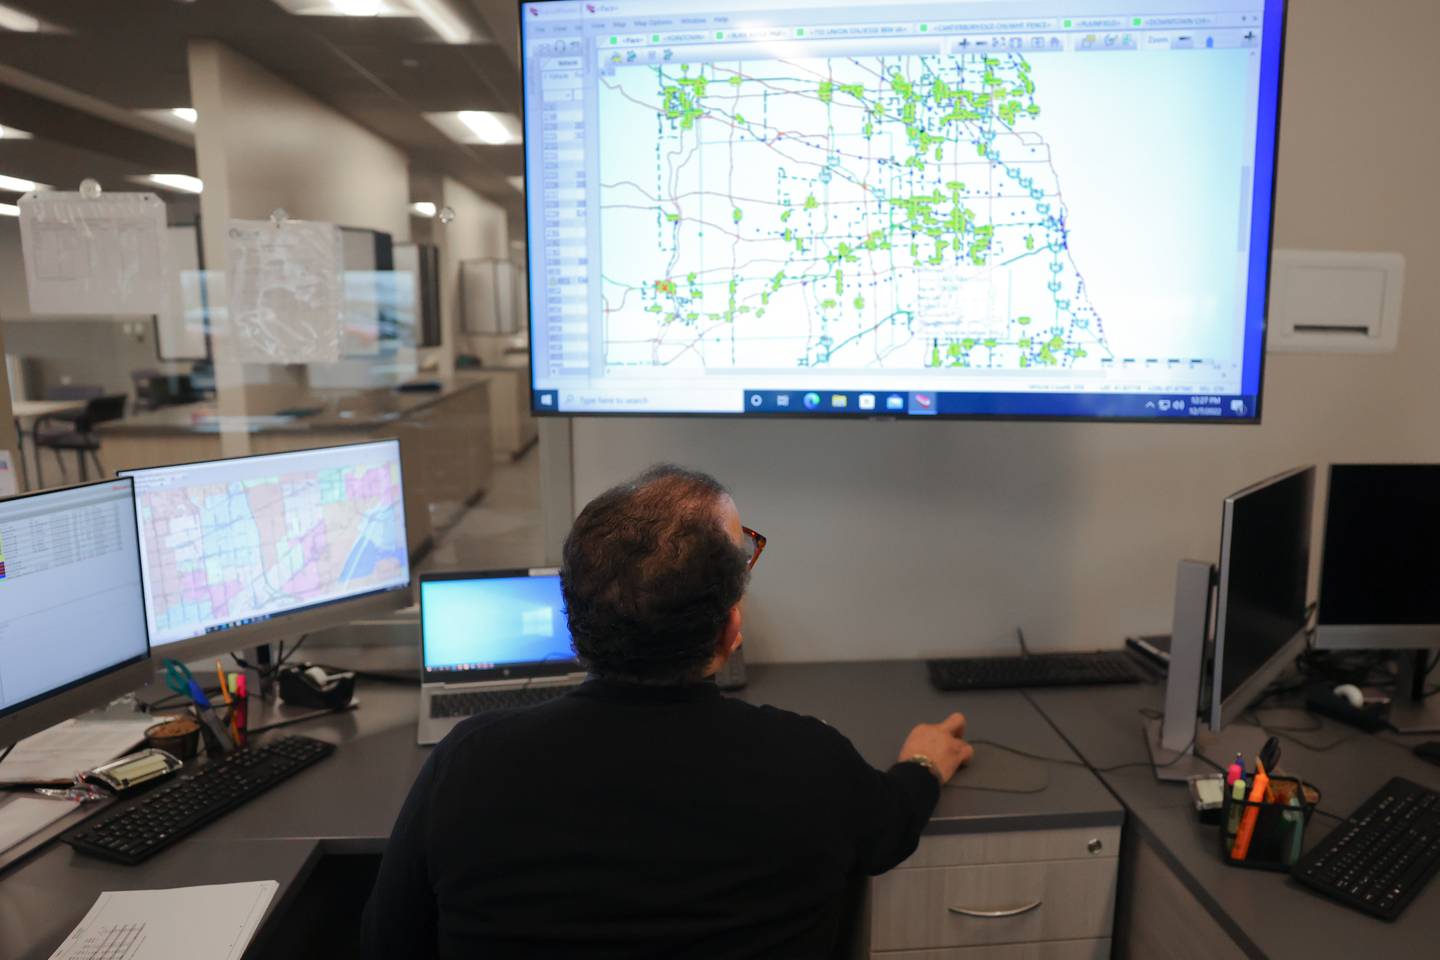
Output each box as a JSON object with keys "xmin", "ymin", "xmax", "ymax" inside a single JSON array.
[
  {"xmin": 1, "ymin": 318, "xmax": 169, "ymax": 401},
  {"xmin": 435, "ymin": 177, "xmax": 510, "ymax": 376},
  {"xmin": 568, "ymin": 0, "xmax": 1440, "ymax": 664},
  {"xmin": 188, "ymin": 41, "xmax": 410, "ymax": 243}
]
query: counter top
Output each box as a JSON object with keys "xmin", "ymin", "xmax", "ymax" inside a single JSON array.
[
  {"xmin": 94, "ymin": 378, "xmax": 486, "ymax": 437},
  {"xmin": 1027, "ymin": 679, "xmax": 1440, "ymax": 958},
  {"xmin": 0, "ymin": 659, "xmax": 1119, "ymax": 958}
]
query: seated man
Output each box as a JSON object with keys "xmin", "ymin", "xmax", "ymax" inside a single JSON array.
[{"xmin": 362, "ymin": 465, "xmax": 973, "ymax": 959}]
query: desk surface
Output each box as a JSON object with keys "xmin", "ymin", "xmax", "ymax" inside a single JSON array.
[
  {"xmin": 1027, "ymin": 679, "xmax": 1440, "ymax": 959},
  {"xmin": 0, "ymin": 660, "xmax": 1118, "ymax": 959},
  {"xmin": 12, "ymin": 399, "xmax": 85, "ymax": 420},
  {"xmin": 93, "ymin": 379, "xmax": 485, "ymax": 437}
]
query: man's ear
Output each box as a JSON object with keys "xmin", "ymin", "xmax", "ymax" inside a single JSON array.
[{"xmin": 721, "ymin": 603, "xmax": 744, "ymax": 655}]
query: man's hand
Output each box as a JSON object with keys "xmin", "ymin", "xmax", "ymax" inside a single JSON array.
[{"xmin": 898, "ymin": 713, "xmax": 975, "ymax": 785}]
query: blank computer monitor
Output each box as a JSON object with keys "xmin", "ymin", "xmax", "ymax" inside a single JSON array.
[
  {"xmin": 419, "ymin": 570, "xmax": 576, "ymax": 681},
  {"xmin": 0, "ymin": 479, "xmax": 152, "ymax": 746},
  {"xmin": 1209, "ymin": 465, "xmax": 1314, "ymax": 730},
  {"xmin": 121, "ymin": 440, "xmax": 411, "ymax": 659},
  {"xmin": 1315, "ymin": 464, "xmax": 1440, "ymax": 650}
]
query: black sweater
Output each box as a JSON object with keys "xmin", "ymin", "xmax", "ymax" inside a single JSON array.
[{"xmin": 361, "ymin": 677, "xmax": 939, "ymax": 959}]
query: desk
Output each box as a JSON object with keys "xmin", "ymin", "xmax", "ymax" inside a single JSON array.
[
  {"xmin": 93, "ymin": 379, "xmax": 495, "ymax": 557},
  {"xmin": 1027, "ymin": 680, "xmax": 1440, "ymax": 958},
  {"xmin": 0, "ymin": 661, "xmax": 1120, "ymax": 959},
  {"xmin": 11, "ymin": 399, "xmax": 85, "ymax": 491}
]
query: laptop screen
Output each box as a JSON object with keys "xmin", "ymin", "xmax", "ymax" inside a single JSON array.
[{"xmin": 420, "ymin": 571, "xmax": 575, "ymax": 676}]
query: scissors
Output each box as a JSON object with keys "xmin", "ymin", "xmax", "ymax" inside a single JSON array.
[
  {"xmin": 162, "ymin": 659, "xmax": 233, "ymax": 751},
  {"xmin": 163, "ymin": 659, "xmax": 209, "ymax": 707}
]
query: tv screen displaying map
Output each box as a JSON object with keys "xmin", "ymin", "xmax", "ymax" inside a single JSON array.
[
  {"xmin": 122, "ymin": 441, "xmax": 410, "ymax": 648},
  {"xmin": 520, "ymin": 0, "xmax": 1284, "ymax": 420}
]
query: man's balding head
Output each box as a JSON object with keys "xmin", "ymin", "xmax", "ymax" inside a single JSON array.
[{"xmin": 561, "ymin": 465, "xmax": 750, "ymax": 684}]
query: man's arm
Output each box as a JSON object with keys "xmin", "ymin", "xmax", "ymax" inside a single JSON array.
[
  {"xmin": 851, "ymin": 713, "xmax": 974, "ymax": 874},
  {"xmin": 361, "ymin": 749, "xmax": 442, "ymax": 959}
]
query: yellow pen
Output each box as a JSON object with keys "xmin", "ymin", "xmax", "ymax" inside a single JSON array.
[
  {"xmin": 215, "ymin": 661, "xmax": 239, "ymax": 743},
  {"xmin": 214, "ymin": 661, "xmax": 234, "ymax": 707}
]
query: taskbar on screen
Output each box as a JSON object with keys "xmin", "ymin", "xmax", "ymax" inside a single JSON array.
[{"xmin": 534, "ymin": 389, "xmax": 1259, "ymax": 420}]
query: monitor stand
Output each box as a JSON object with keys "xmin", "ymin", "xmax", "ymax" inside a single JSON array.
[
  {"xmin": 1389, "ymin": 650, "xmax": 1440, "ymax": 734},
  {"xmin": 1144, "ymin": 717, "xmax": 1221, "ymax": 781},
  {"xmin": 1144, "ymin": 560, "xmax": 1218, "ymax": 782}
]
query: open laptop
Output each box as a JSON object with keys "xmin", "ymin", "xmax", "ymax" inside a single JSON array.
[{"xmin": 417, "ymin": 568, "xmax": 586, "ymax": 745}]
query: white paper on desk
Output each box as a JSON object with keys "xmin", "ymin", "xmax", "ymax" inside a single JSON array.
[
  {"xmin": 0, "ymin": 795, "xmax": 76, "ymax": 855},
  {"xmin": 0, "ymin": 717, "xmax": 154, "ymax": 785},
  {"xmin": 48, "ymin": 881, "xmax": 278, "ymax": 960}
]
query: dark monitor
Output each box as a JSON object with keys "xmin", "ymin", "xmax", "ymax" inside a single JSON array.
[
  {"xmin": 147, "ymin": 375, "xmax": 200, "ymax": 407},
  {"xmin": 1315, "ymin": 464, "xmax": 1440, "ymax": 650},
  {"xmin": 0, "ymin": 479, "xmax": 153, "ymax": 746},
  {"xmin": 1209, "ymin": 465, "xmax": 1315, "ymax": 731}
]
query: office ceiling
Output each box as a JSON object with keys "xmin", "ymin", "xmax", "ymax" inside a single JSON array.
[{"xmin": 0, "ymin": 0, "xmax": 526, "ymax": 223}]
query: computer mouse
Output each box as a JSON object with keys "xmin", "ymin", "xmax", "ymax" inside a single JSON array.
[
  {"xmin": 1415, "ymin": 742, "xmax": 1440, "ymax": 767},
  {"xmin": 1333, "ymin": 684, "xmax": 1365, "ymax": 709}
]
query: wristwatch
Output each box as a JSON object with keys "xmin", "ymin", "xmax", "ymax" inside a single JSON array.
[{"xmin": 903, "ymin": 754, "xmax": 942, "ymax": 783}]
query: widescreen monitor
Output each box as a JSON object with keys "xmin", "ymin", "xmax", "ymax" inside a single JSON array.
[
  {"xmin": 1209, "ymin": 464, "xmax": 1313, "ymax": 730},
  {"xmin": 0, "ymin": 479, "xmax": 152, "ymax": 746},
  {"xmin": 1315, "ymin": 464, "xmax": 1440, "ymax": 651},
  {"xmin": 520, "ymin": 0, "xmax": 1286, "ymax": 420},
  {"xmin": 120, "ymin": 440, "xmax": 411, "ymax": 658}
]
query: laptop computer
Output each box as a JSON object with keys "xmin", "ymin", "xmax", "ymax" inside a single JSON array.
[{"xmin": 417, "ymin": 568, "xmax": 586, "ymax": 745}]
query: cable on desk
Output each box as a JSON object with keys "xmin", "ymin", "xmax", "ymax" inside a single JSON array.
[
  {"xmin": 246, "ymin": 703, "xmax": 356, "ymax": 735},
  {"xmin": 945, "ymin": 779, "xmax": 1051, "ymax": 795},
  {"xmin": 229, "ymin": 634, "xmax": 310, "ymax": 680},
  {"xmin": 0, "ymin": 743, "xmax": 13, "ymax": 768},
  {"xmin": 967, "ymin": 739, "xmax": 1087, "ymax": 768},
  {"xmin": 1244, "ymin": 707, "xmax": 1323, "ymax": 734}
]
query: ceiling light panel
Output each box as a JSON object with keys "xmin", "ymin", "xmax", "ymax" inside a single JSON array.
[
  {"xmin": 144, "ymin": 174, "xmax": 203, "ymax": 194},
  {"xmin": 425, "ymin": 111, "xmax": 521, "ymax": 146},
  {"xmin": 0, "ymin": 173, "xmax": 43, "ymax": 193}
]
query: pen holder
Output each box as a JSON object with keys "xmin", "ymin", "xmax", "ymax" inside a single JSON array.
[{"xmin": 1218, "ymin": 776, "xmax": 1320, "ymax": 871}]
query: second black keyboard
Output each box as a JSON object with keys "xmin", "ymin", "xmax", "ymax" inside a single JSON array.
[
  {"xmin": 1293, "ymin": 777, "xmax": 1440, "ymax": 920},
  {"xmin": 429, "ymin": 685, "xmax": 574, "ymax": 719},
  {"xmin": 928, "ymin": 652, "xmax": 1143, "ymax": 691},
  {"xmin": 63, "ymin": 735, "xmax": 334, "ymax": 866}
]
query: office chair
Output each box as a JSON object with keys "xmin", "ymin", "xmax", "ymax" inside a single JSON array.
[{"xmin": 33, "ymin": 393, "xmax": 127, "ymax": 486}]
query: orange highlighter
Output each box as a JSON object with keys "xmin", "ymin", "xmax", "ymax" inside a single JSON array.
[{"xmin": 1231, "ymin": 760, "xmax": 1271, "ymax": 860}]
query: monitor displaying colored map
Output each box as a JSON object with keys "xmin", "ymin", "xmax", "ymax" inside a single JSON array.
[
  {"xmin": 520, "ymin": 0, "xmax": 1284, "ymax": 421},
  {"xmin": 122, "ymin": 441, "xmax": 410, "ymax": 647}
]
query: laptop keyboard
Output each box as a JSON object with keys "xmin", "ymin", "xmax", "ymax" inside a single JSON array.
[{"xmin": 430, "ymin": 685, "xmax": 573, "ymax": 719}]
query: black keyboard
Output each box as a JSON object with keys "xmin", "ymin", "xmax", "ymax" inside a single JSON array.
[
  {"xmin": 62, "ymin": 735, "xmax": 334, "ymax": 866},
  {"xmin": 1293, "ymin": 777, "xmax": 1440, "ymax": 920},
  {"xmin": 430, "ymin": 685, "xmax": 573, "ymax": 719},
  {"xmin": 928, "ymin": 652, "xmax": 1143, "ymax": 691}
]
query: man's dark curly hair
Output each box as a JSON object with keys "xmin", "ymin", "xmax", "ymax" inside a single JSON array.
[{"xmin": 562, "ymin": 464, "xmax": 750, "ymax": 685}]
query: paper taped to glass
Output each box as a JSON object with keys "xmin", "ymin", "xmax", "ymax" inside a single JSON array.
[
  {"xmin": 17, "ymin": 192, "xmax": 167, "ymax": 316},
  {"xmin": 223, "ymin": 219, "xmax": 343, "ymax": 363}
]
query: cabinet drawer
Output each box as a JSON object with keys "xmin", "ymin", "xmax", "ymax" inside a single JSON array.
[
  {"xmin": 871, "ymin": 858, "xmax": 1117, "ymax": 951},
  {"xmin": 900, "ymin": 828, "xmax": 1120, "ymax": 868},
  {"xmin": 873, "ymin": 938, "xmax": 1111, "ymax": 960}
]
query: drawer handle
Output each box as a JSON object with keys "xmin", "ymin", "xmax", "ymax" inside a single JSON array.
[{"xmin": 947, "ymin": 900, "xmax": 1043, "ymax": 919}]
